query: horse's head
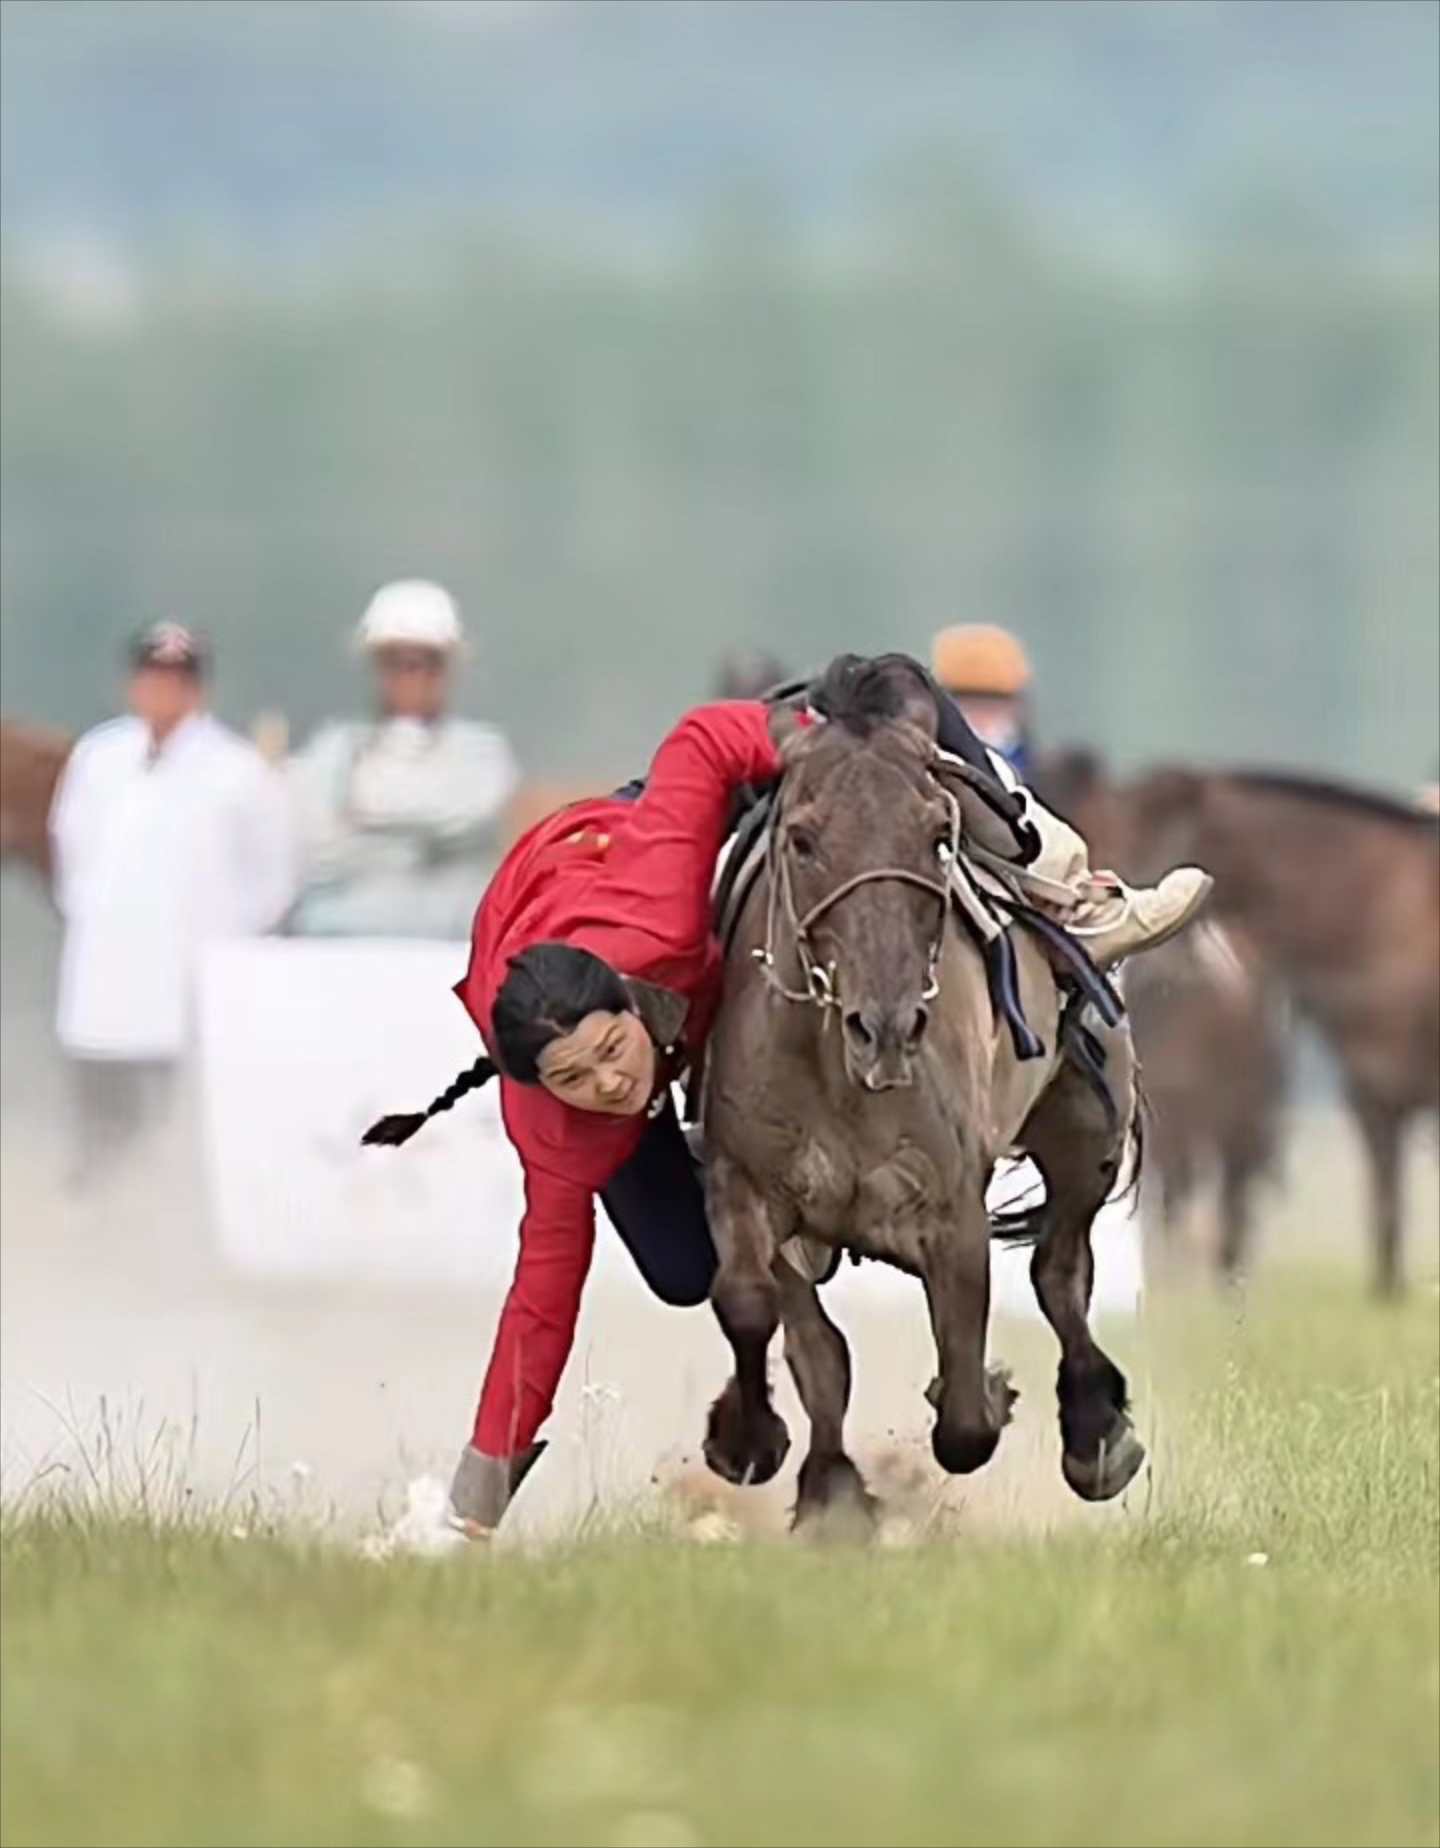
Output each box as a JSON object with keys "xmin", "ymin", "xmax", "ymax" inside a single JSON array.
[{"xmin": 768, "ymin": 656, "xmax": 955, "ymax": 1091}]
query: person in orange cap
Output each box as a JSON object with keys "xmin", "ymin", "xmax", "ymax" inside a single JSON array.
[{"xmin": 930, "ymin": 623, "xmax": 1037, "ymax": 777}]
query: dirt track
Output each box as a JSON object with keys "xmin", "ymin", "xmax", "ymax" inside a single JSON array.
[{"xmin": 4, "ymin": 1085, "xmax": 1435, "ymax": 1547}]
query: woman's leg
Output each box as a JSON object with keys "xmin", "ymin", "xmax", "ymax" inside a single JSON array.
[{"xmin": 601, "ymin": 1103, "xmax": 717, "ymax": 1307}]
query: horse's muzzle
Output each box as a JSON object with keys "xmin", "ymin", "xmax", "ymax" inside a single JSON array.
[{"xmin": 842, "ymin": 1004, "xmax": 927, "ymax": 1091}]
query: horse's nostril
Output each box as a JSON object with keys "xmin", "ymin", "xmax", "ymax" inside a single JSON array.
[
  {"xmin": 843, "ymin": 1010, "xmax": 876, "ymax": 1050},
  {"xmin": 906, "ymin": 1005, "xmax": 929, "ymax": 1049}
]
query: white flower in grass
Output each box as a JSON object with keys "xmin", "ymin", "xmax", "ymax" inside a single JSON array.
[
  {"xmin": 361, "ymin": 1753, "xmax": 435, "ymax": 1821},
  {"xmin": 1246, "ymin": 1551, "xmax": 1270, "ymax": 1568}
]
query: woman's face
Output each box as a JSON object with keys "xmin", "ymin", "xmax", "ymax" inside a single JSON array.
[{"xmin": 536, "ymin": 1009, "xmax": 657, "ymax": 1116}]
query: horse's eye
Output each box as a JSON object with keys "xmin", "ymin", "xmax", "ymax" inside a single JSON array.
[{"xmin": 789, "ymin": 828, "xmax": 817, "ymax": 861}]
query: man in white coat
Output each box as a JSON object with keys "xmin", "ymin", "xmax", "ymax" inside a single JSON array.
[
  {"xmin": 49, "ymin": 623, "xmax": 297, "ymax": 1187},
  {"xmin": 287, "ymin": 581, "xmax": 520, "ymax": 940}
]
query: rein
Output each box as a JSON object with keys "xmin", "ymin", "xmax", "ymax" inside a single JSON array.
[{"xmin": 752, "ymin": 769, "xmax": 962, "ymax": 1012}]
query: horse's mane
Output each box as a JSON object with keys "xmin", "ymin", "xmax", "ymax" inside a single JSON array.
[
  {"xmin": 1225, "ymin": 768, "xmax": 1440, "ymax": 835},
  {"xmin": 811, "ymin": 654, "xmax": 932, "ymax": 740}
]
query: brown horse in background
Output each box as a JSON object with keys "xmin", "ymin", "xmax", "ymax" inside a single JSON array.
[
  {"xmin": 1122, "ymin": 932, "xmax": 1288, "ymax": 1278},
  {"xmin": 1036, "ymin": 748, "xmax": 1289, "ymax": 1282},
  {"xmin": 1117, "ymin": 766, "xmax": 1439, "ymax": 1297},
  {"xmin": 0, "ymin": 718, "xmax": 71, "ymax": 889}
]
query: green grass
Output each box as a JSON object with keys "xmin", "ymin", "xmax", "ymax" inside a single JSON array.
[{"xmin": 2, "ymin": 1279, "xmax": 1437, "ymax": 1848}]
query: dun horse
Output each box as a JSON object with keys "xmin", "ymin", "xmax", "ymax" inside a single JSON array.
[{"xmin": 700, "ymin": 660, "xmax": 1146, "ymax": 1529}]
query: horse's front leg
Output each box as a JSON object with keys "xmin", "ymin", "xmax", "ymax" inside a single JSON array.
[
  {"xmin": 774, "ymin": 1259, "xmax": 877, "ymax": 1536},
  {"xmin": 920, "ymin": 1191, "xmax": 1015, "ymax": 1476},
  {"xmin": 703, "ymin": 1153, "xmax": 791, "ymax": 1487}
]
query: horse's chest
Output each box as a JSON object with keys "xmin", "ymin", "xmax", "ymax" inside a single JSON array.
[{"xmin": 781, "ymin": 1133, "xmax": 944, "ymax": 1255}]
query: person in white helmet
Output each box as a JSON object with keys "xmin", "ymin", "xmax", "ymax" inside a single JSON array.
[{"xmin": 287, "ymin": 581, "xmax": 520, "ymax": 939}]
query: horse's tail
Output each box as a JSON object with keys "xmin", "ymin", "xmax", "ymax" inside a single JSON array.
[{"xmin": 1117, "ymin": 1073, "xmax": 1149, "ymax": 1210}]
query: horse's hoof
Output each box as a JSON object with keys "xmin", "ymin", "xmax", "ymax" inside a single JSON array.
[
  {"xmin": 738, "ymin": 1407, "xmax": 791, "ymax": 1486},
  {"xmin": 703, "ymin": 1390, "xmax": 791, "ymax": 1488},
  {"xmin": 701, "ymin": 1437, "xmax": 747, "ymax": 1487},
  {"xmin": 791, "ymin": 1453, "xmax": 879, "ymax": 1541},
  {"xmin": 1062, "ymin": 1415, "xmax": 1147, "ymax": 1503},
  {"xmin": 932, "ymin": 1419, "xmax": 1001, "ymax": 1477}
]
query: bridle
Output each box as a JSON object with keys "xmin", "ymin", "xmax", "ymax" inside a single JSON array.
[{"xmin": 753, "ymin": 764, "xmax": 963, "ymax": 1013}]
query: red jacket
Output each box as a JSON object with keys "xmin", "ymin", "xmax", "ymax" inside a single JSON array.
[{"xmin": 454, "ymin": 700, "xmax": 784, "ymax": 1458}]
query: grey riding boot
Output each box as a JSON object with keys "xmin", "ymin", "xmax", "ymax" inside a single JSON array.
[{"xmin": 448, "ymin": 1439, "xmax": 548, "ymax": 1538}]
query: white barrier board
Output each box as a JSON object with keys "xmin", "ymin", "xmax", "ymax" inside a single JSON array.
[{"xmin": 198, "ymin": 940, "xmax": 1140, "ymax": 1317}]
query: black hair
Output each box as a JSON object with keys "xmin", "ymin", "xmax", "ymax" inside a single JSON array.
[
  {"xmin": 361, "ymin": 943, "xmax": 632, "ymax": 1148},
  {"xmin": 489, "ymin": 942, "xmax": 632, "ymax": 1082}
]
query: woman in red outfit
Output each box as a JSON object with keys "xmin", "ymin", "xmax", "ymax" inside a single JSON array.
[{"xmin": 365, "ymin": 697, "xmax": 790, "ymax": 1537}]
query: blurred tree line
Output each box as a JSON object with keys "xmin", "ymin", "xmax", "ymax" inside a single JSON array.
[{"xmin": 1, "ymin": 177, "xmax": 1436, "ymax": 785}]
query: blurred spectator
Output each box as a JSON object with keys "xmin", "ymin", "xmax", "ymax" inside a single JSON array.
[
  {"xmin": 930, "ymin": 624, "xmax": 1035, "ymax": 778},
  {"xmin": 287, "ymin": 581, "xmax": 519, "ymax": 939},
  {"xmin": 48, "ymin": 623, "xmax": 297, "ymax": 1188},
  {"xmin": 713, "ymin": 648, "xmax": 790, "ymax": 702}
]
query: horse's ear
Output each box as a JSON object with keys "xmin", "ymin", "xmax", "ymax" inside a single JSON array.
[
  {"xmin": 895, "ymin": 684, "xmax": 939, "ymax": 743},
  {"xmin": 861, "ymin": 654, "xmax": 939, "ymax": 742}
]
